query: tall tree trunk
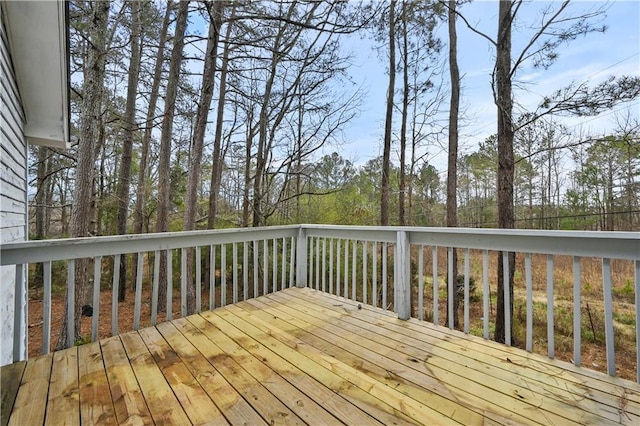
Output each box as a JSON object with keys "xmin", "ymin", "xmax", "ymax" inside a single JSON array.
[
  {"xmin": 56, "ymin": 0, "xmax": 110, "ymax": 350},
  {"xmin": 156, "ymin": 0, "xmax": 189, "ymax": 311},
  {"xmin": 132, "ymin": 0, "xmax": 172, "ymax": 307},
  {"xmin": 34, "ymin": 146, "xmax": 49, "ymax": 286},
  {"xmin": 398, "ymin": 1, "xmax": 408, "ymax": 226},
  {"xmin": 381, "ymin": 0, "xmax": 396, "ymax": 226},
  {"xmin": 207, "ymin": 3, "xmax": 235, "ymax": 231},
  {"xmin": 495, "ymin": 0, "xmax": 515, "ymax": 344},
  {"xmin": 184, "ymin": 1, "xmax": 223, "ymax": 314},
  {"xmin": 116, "ymin": 0, "xmax": 142, "ymax": 301},
  {"xmin": 446, "ymin": 0, "xmax": 460, "ymax": 329}
]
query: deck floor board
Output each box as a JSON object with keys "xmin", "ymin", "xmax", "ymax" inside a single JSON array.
[{"xmin": 2, "ymin": 287, "xmax": 639, "ymax": 425}]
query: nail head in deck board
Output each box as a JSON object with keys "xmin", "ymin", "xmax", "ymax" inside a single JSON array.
[
  {"xmin": 136, "ymin": 326, "xmax": 228, "ymax": 425},
  {"xmin": 119, "ymin": 332, "xmax": 191, "ymax": 425},
  {"xmin": 45, "ymin": 347, "xmax": 80, "ymax": 426},
  {"xmin": 265, "ymin": 292, "xmax": 621, "ymax": 424},
  {"xmin": 100, "ymin": 336, "xmax": 153, "ymax": 425},
  {"xmin": 0, "ymin": 361, "xmax": 25, "ymax": 426},
  {"xmin": 8, "ymin": 353, "xmax": 53, "ymax": 426},
  {"xmin": 173, "ymin": 316, "xmax": 306, "ymax": 426},
  {"xmin": 155, "ymin": 320, "xmax": 267, "ymax": 426},
  {"xmin": 78, "ymin": 342, "xmax": 116, "ymax": 425},
  {"xmin": 185, "ymin": 313, "xmax": 343, "ymax": 425}
]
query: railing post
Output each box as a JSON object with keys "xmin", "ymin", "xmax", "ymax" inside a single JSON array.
[
  {"xmin": 395, "ymin": 231, "xmax": 411, "ymax": 320},
  {"xmin": 13, "ymin": 264, "xmax": 27, "ymax": 362},
  {"xmin": 296, "ymin": 227, "xmax": 307, "ymax": 288}
]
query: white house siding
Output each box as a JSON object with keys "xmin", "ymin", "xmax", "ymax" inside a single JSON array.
[{"xmin": 0, "ymin": 5, "xmax": 28, "ymax": 366}]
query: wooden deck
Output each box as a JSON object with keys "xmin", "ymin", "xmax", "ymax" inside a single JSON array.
[{"xmin": 2, "ymin": 287, "xmax": 639, "ymax": 425}]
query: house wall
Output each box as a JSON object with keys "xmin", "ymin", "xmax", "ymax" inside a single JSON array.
[{"xmin": 0, "ymin": 4, "xmax": 28, "ymax": 366}]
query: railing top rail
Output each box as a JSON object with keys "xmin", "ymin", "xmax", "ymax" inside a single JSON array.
[
  {"xmin": 0, "ymin": 225, "xmax": 300, "ymax": 265},
  {"xmin": 2, "ymin": 224, "xmax": 638, "ymax": 266}
]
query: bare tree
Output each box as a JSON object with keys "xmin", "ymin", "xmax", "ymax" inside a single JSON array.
[
  {"xmin": 56, "ymin": 0, "xmax": 110, "ymax": 350},
  {"xmin": 381, "ymin": 0, "xmax": 396, "ymax": 226}
]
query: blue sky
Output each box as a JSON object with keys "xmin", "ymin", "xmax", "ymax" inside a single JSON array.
[{"xmin": 342, "ymin": 0, "xmax": 640, "ymax": 169}]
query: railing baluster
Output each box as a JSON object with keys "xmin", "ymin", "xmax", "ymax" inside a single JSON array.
[
  {"xmin": 525, "ymin": 253, "xmax": 533, "ymax": 351},
  {"xmin": 308, "ymin": 237, "xmax": 314, "ymax": 289},
  {"xmin": 352, "ymin": 240, "xmax": 357, "ymax": 301},
  {"xmin": 315, "ymin": 238, "xmax": 320, "ymax": 291},
  {"xmin": 166, "ymin": 249, "xmax": 173, "ymax": 320},
  {"xmin": 289, "ymin": 236, "xmax": 295, "ymax": 288},
  {"xmin": 134, "ymin": 252, "xmax": 143, "ymax": 330},
  {"xmin": 322, "ymin": 238, "xmax": 327, "ymax": 293},
  {"xmin": 635, "ymin": 260, "xmax": 640, "ymax": 383},
  {"xmin": 336, "ymin": 239, "xmax": 341, "ymax": 297},
  {"xmin": 503, "ymin": 251, "xmax": 511, "ymax": 346},
  {"xmin": 42, "ymin": 261, "xmax": 52, "ymax": 354},
  {"xmin": 66, "ymin": 259, "xmax": 74, "ymax": 348},
  {"xmin": 547, "ymin": 255, "xmax": 554, "ymax": 359},
  {"xmin": 382, "ymin": 242, "xmax": 388, "ymax": 310},
  {"xmin": 344, "ymin": 240, "xmax": 349, "ymax": 299},
  {"xmin": 263, "ymin": 240, "xmax": 268, "ymax": 295},
  {"xmin": 482, "ymin": 250, "xmax": 489, "ymax": 339},
  {"xmin": 253, "ymin": 241, "xmax": 258, "ymax": 297},
  {"xmin": 329, "ymin": 239, "xmax": 334, "ymax": 294},
  {"xmin": 432, "ymin": 247, "xmax": 438, "ymax": 325},
  {"xmin": 92, "ymin": 256, "xmax": 102, "ymax": 341},
  {"xmin": 363, "ymin": 241, "xmax": 368, "ymax": 305},
  {"xmin": 448, "ymin": 247, "xmax": 454, "ymax": 330},
  {"xmin": 418, "ymin": 245, "xmax": 424, "ymax": 321},
  {"xmin": 243, "ymin": 242, "xmax": 249, "ymax": 300},
  {"xmin": 181, "ymin": 249, "xmax": 187, "ymax": 317},
  {"xmin": 373, "ymin": 242, "xmax": 378, "ymax": 307},
  {"xmin": 573, "ymin": 256, "xmax": 581, "ymax": 366},
  {"xmin": 211, "ymin": 245, "xmax": 216, "ymax": 309},
  {"xmin": 273, "ymin": 239, "xmax": 278, "ymax": 292},
  {"xmin": 152, "ymin": 250, "xmax": 160, "ymax": 325},
  {"xmin": 282, "ymin": 238, "xmax": 287, "ymax": 291},
  {"xmin": 464, "ymin": 249, "xmax": 470, "ymax": 334},
  {"xmin": 196, "ymin": 246, "xmax": 201, "ymax": 313},
  {"xmin": 14, "ymin": 263, "xmax": 26, "ymax": 360},
  {"xmin": 233, "ymin": 243, "xmax": 238, "ymax": 304},
  {"xmin": 221, "ymin": 244, "xmax": 227, "ymax": 306},
  {"xmin": 112, "ymin": 254, "xmax": 120, "ymax": 336},
  {"xmin": 602, "ymin": 258, "xmax": 616, "ymax": 376}
]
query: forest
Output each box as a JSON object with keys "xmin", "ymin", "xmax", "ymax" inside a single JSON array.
[
  {"xmin": 25, "ymin": 0, "xmax": 640, "ymax": 350},
  {"xmin": 30, "ymin": 0, "xmax": 640, "ymax": 245}
]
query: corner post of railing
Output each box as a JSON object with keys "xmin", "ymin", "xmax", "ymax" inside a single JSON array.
[
  {"xmin": 296, "ymin": 226, "xmax": 307, "ymax": 288},
  {"xmin": 395, "ymin": 230, "xmax": 411, "ymax": 320},
  {"xmin": 13, "ymin": 264, "xmax": 27, "ymax": 362}
]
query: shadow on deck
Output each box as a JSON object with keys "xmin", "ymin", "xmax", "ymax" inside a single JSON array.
[{"xmin": 2, "ymin": 287, "xmax": 639, "ymax": 425}]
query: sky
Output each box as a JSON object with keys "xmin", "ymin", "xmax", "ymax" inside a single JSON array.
[{"xmin": 341, "ymin": 0, "xmax": 640, "ymax": 170}]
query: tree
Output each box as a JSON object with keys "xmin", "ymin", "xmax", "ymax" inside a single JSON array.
[
  {"xmin": 381, "ymin": 0, "xmax": 396, "ymax": 226},
  {"xmin": 116, "ymin": 0, "xmax": 142, "ymax": 300},
  {"xmin": 57, "ymin": 0, "xmax": 110, "ymax": 350},
  {"xmin": 445, "ymin": 0, "xmax": 460, "ymax": 328}
]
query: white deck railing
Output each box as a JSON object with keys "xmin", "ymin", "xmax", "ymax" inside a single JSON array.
[{"xmin": 1, "ymin": 225, "xmax": 639, "ymax": 382}]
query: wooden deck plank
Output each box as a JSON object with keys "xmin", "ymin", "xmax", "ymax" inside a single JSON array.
[
  {"xmin": 155, "ymin": 320, "xmax": 267, "ymax": 426},
  {"xmin": 292, "ymin": 287, "xmax": 640, "ymax": 421},
  {"xmin": 101, "ymin": 336, "xmax": 153, "ymax": 425},
  {"xmin": 197, "ymin": 306, "xmax": 387, "ymax": 426},
  {"xmin": 8, "ymin": 352, "xmax": 52, "ymax": 426},
  {"xmin": 187, "ymin": 313, "xmax": 343, "ymax": 425},
  {"xmin": 201, "ymin": 307, "xmax": 418, "ymax": 426},
  {"xmin": 271, "ymin": 289, "xmax": 633, "ymax": 424},
  {"xmin": 119, "ymin": 332, "xmax": 191, "ymax": 425},
  {"xmin": 172, "ymin": 316, "xmax": 306, "ymax": 426},
  {"xmin": 243, "ymin": 296, "xmax": 533, "ymax": 426},
  {"xmin": 0, "ymin": 361, "xmax": 25, "ymax": 426},
  {"xmin": 137, "ymin": 325, "xmax": 229, "ymax": 425},
  {"xmin": 208, "ymin": 306, "xmax": 457, "ymax": 425},
  {"xmin": 78, "ymin": 342, "xmax": 117, "ymax": 425},
  {"xmin": 45, "ymin": 347, "xmax": 80, "ymax": 426}
]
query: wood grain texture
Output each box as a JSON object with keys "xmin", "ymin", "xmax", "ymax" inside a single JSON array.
[{"xmin": 2, "ymin": 287, "xmax": 639, "ymax": 425}]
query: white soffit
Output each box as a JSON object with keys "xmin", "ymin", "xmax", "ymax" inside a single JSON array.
[{"xmin": 4, "ymin": 0, "xmax": 69, "ymax": 149}]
